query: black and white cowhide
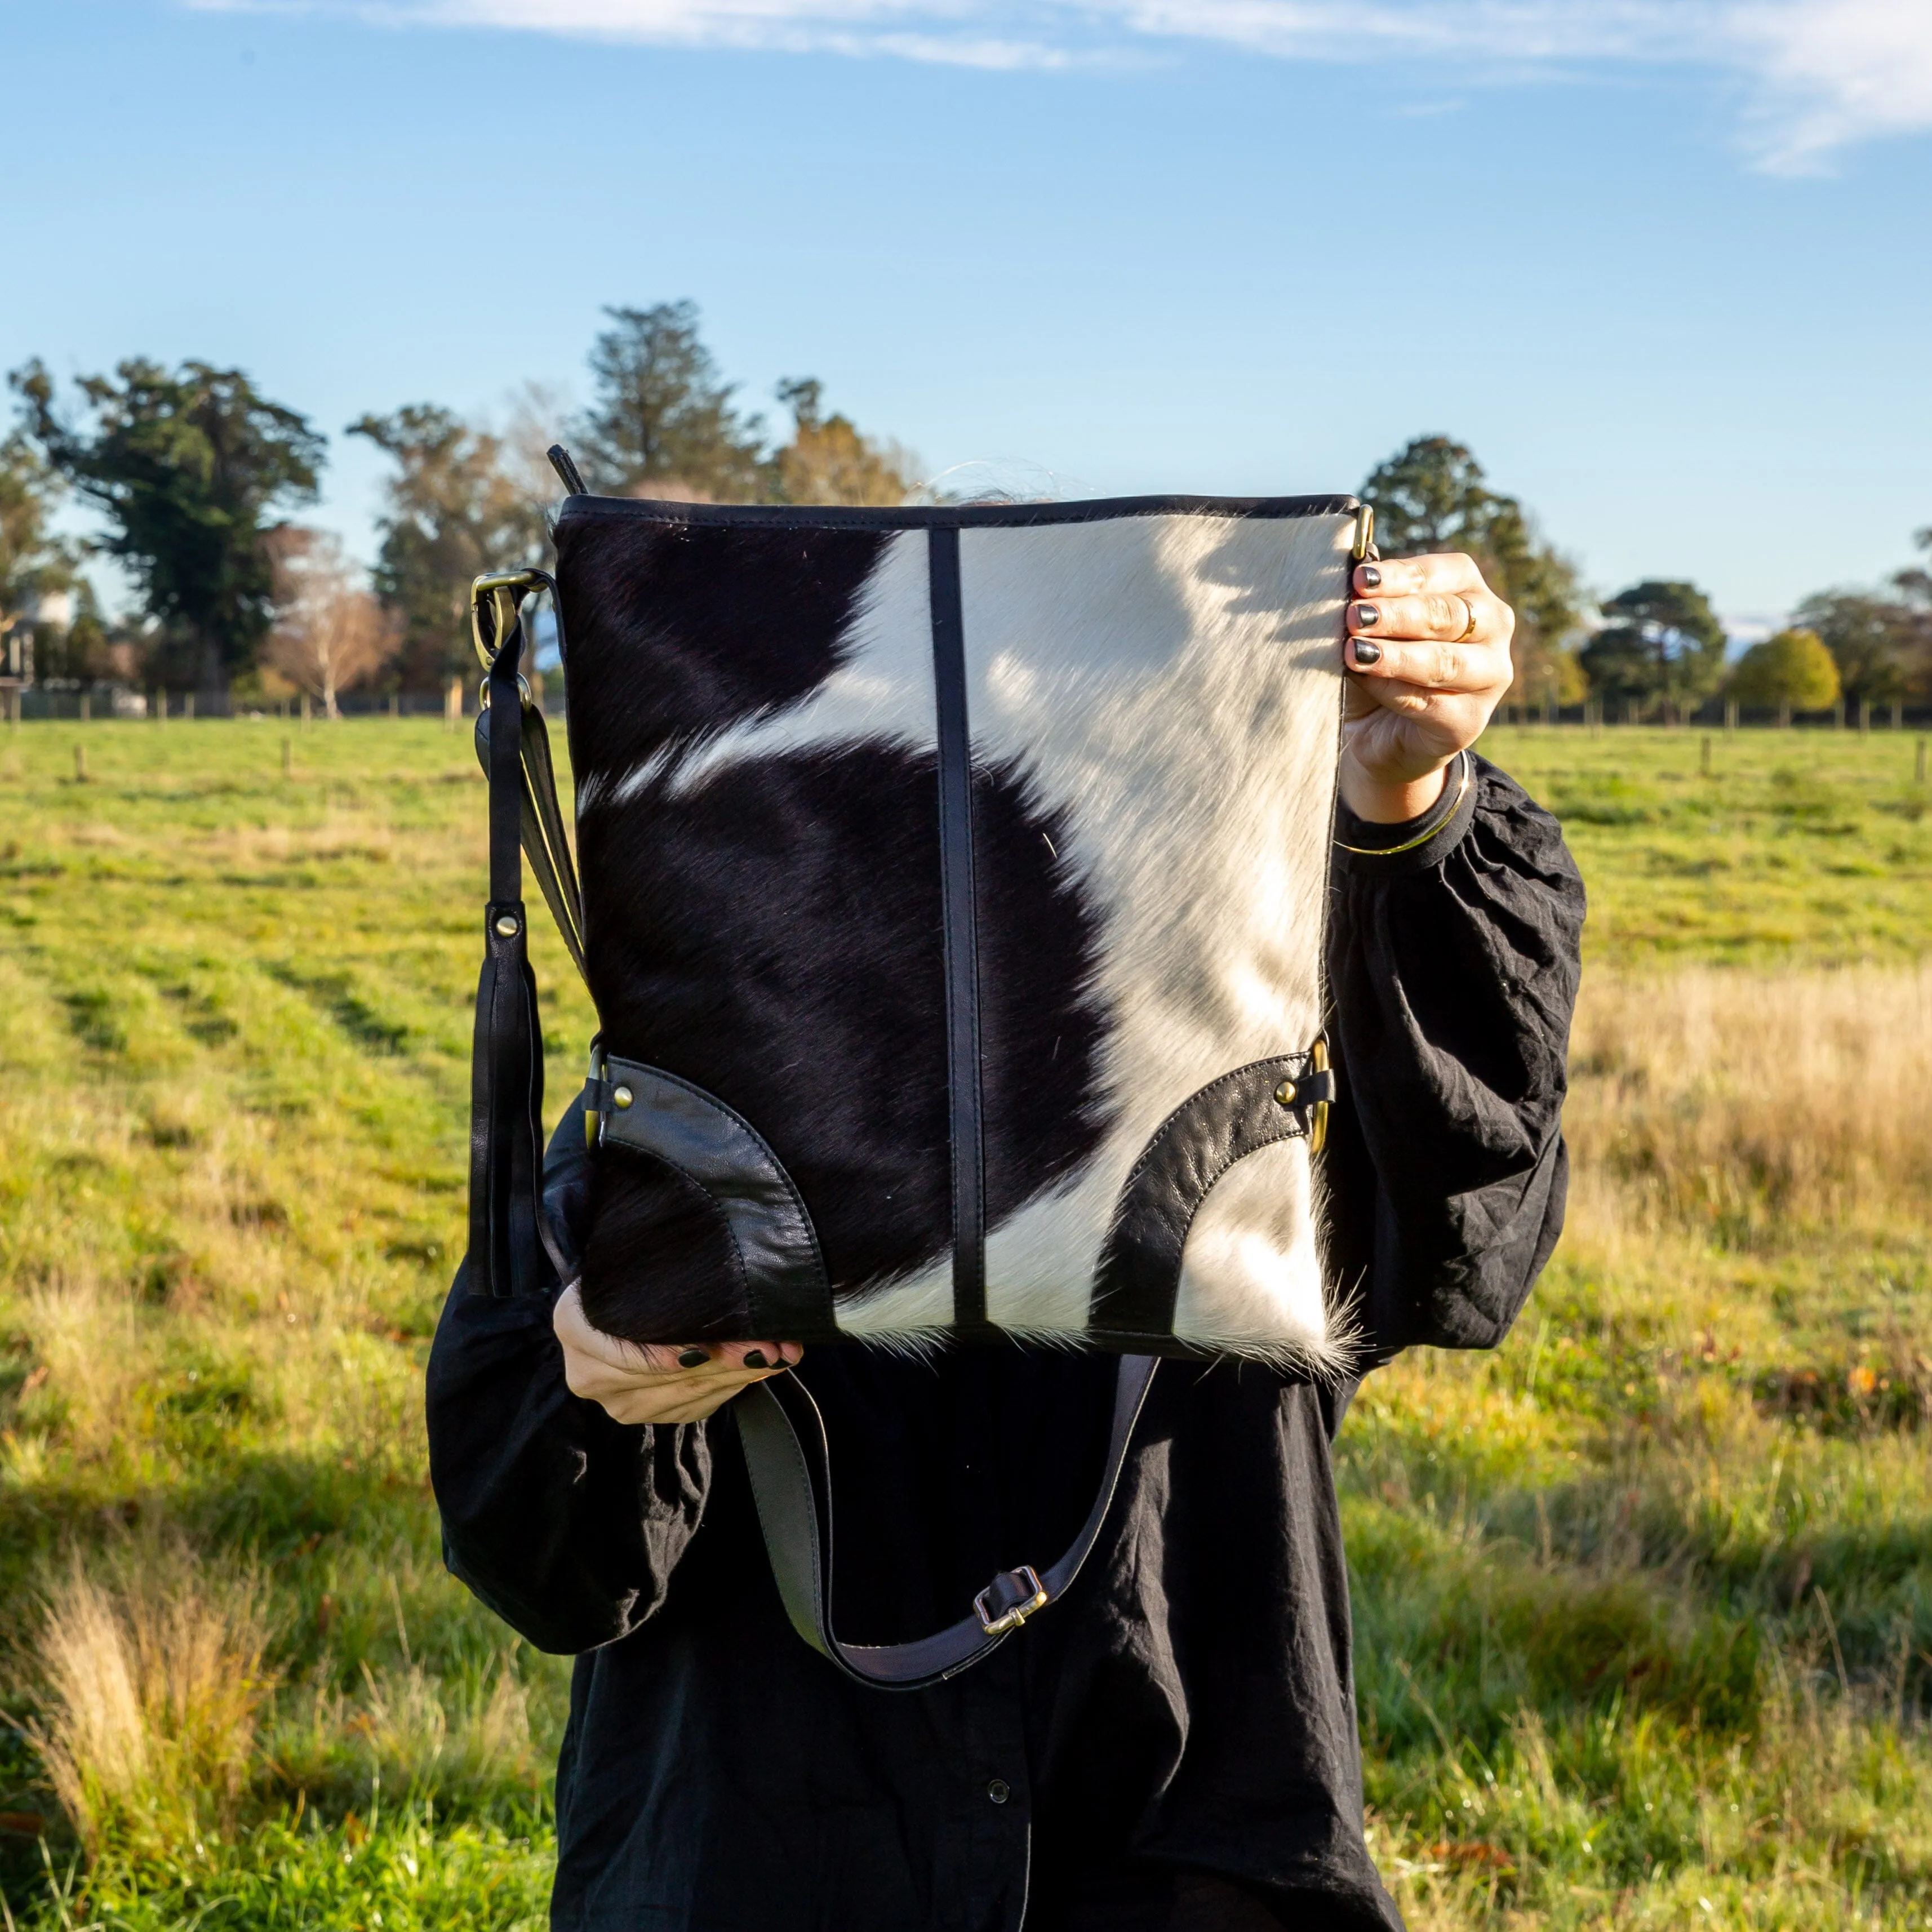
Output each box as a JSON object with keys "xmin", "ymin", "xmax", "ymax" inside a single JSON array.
[{"xmin": 555, "ymin": 495, "xmax": 1357, "ymax": 1368}]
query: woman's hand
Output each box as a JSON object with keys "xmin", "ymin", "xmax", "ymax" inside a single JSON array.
[
  {"xmin": 553, "ymin": 1283, "xmax": 801, "ymax": 1427},
  {"xmin": 1340, "ymin": 552, "xmax": 1515, "ymax": 822}
]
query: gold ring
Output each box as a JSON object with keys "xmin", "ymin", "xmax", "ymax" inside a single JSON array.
[{"xmin": 1455, "ymin": 594, "xmax": 1478, "ymax": 643}]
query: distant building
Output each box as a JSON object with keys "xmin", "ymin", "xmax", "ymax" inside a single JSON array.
[{"xmin": 2, "ymin": 590, "xmax": 75, "ymax": 693}]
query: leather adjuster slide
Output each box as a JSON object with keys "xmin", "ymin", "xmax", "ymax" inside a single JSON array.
[{"xmin": 974, "ymin": 1566, "xmax": 1049, "ymax": 1637}]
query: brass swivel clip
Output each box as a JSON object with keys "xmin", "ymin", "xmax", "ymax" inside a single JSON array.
[{"xmin": 470, "ymin": 570, "xmax": 549, "ymax": 712}]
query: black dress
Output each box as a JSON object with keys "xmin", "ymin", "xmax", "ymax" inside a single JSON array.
[{"xmin": 426, "ymin": 756, "xmax": 1585, "ymax": 1932}]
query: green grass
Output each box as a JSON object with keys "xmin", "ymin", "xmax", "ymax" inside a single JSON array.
[
  {"xmin": 0, "ymin": 718, "xmax": 1927, "ymax": 1929},
  {"xmin": 1477, "ymin": 721, "xmax": 1932, "ymax": 967}
]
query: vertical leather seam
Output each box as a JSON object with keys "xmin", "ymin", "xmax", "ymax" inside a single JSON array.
[{"xmin": 930, "ymin": 525, "xmax": 985, "ymax": 1331}]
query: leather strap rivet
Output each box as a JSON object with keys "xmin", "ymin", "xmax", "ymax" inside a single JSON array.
[
  {"xmin": 1273, "ymin": 1080, "xmax": 1298, "ymax": 1107},
  {"xmin": 611, "ymin": 1085, "xmax": 634, "ymax": 1109},
  {"xmin": 494, "ymin": 913, "xmax": 520, "ymax": 938}
]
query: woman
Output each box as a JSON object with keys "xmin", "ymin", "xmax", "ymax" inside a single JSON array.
[{"xmin": 427, "ymin": 550, "xmax": 1584, "ymax": 1931}]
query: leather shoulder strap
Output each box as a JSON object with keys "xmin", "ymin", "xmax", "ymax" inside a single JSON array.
[
  {"xmin": 468, "ymin": 570, "xmax": 585, "ymax": 1296},
  {"xmin": 735, "ymin": 1354, "xmax": 1158, "ymax": 1690}
]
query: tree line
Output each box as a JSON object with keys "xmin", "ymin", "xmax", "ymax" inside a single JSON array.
[
  {"xmin": 1360, "ymin": 436, "xmax": 1931, "ymax": 716},
  {"xmin": 0, "ymin": 303, "xmax": 917, "ymax": 711},
  {"xmin": 3, "ymin": 304, "xmax": 1928, "ymax": 714}
]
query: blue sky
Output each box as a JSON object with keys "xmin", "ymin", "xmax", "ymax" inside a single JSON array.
[{"xmin": 6, "ymin": 0, "xmax": 1930, "ymax": 632}]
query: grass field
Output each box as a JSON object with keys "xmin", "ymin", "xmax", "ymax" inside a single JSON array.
[{"xmin": 0, "ymin": 717, "xmax": 1927, "ymax": 1929}]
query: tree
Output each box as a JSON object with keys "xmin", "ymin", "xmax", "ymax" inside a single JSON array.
[
  {"xmin": 11, "ymin": 358, "xmax": 322, "ymax": 699},
  {"xmin": 263, "ymin": 529, "xmax": 399, "ymax": 717},
  {"xmin": 1579, "ymin": 580, "xmax": 1727, "ymax": 714},
  {"xmin": 1896, "ymin": 528, "xmax": 1932, "ymax": 698},
  {"xmin": 1793, "ymin": 588, "xmax": 1924, "ymax": 707},
  {"xmin": 1, "ymin": 429, "xmax": 78, "ymax": 661},
  {"xmin": 769, "ymin": 379, "xmax": 918, "ymax": 507},
  {"xmin": 31, "ymin": 581, "xmax": 143, "ymax": 687},
  {"xmin": 1359, "ymin": 436, "xmax": 1584, "ymax": 705},
  {"xmin": 1895, "ymin": 526, "xmax": 1931, "ymax": 612},
  {"xmin": 1725, "ymin": 628, "xmax": 1840, "ymax": 712},
  {"xmin": 574, "ymin": 302, "xmax": 766, "ymax": 501},
  {"xmin": 348, "ymin": 405, "xmax": 547, "ymax": 690}
]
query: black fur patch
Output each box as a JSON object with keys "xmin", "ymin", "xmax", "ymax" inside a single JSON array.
[
  {"xmin": 579, "ymin": 1151, "xmax": 752, "ymax": 1342},
  {"xmin": 573, "ymin": 743, "xmax": 1111, "ymax": 1340},
  {"xmin": 557, "ymin": 517, "xmax": 889, "ymax": 787}
]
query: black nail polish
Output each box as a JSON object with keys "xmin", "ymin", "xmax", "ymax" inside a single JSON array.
[
  {"xmin": 1353, "ymin": 602, "xmax": 1379, "ymax": 627},
  {"xmin": 1359, "ymin": 565, "xmax": 1382, "ymax": 589},
  {"xmin": 677, "ymin": 1347, "xmax": 709, "ymax": 1369},
  {"xmin": 1352, "ymin": 639, "xmax": 1382, "ymax": 667},
  {"xmin": 743, "ymin": 1349, "xmax": 769, "ymax": 1370}
]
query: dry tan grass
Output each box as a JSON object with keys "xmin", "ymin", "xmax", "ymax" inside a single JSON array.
[
  {"xmin": 1565, "ymin": 963, "xmax": 1932, "ymax": 1241},
  {"xmin": 24, "ymin": 1547, "xmax": 277, "ymax": 1853}
]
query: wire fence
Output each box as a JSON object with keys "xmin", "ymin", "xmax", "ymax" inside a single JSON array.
[
  {"xmin": 1, "ymin": 684, "xmax": 553, "ymax": 723},
  {"xmin": 4, "ymin": 683, "xmax": 1931, "ymax": 734}
]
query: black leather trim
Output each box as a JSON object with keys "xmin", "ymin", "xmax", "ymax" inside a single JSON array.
[
  {"xmin": 597, "ymin": 1058, "xmax": 836, "ymax": 1342},
  {"xmin": 545, "ymin": 443, "xmax": 588, "ymax": 496},
  {"xmin": 929, "ymin": 525, "xmax": 987, "ymax": 1332},
  {"xmin": 556, "ymin": 492, "xmax": 1361, "ymax": 534},
  {"xmin": 1089, "ymin": 1053, "xmax": 1326, "ymax": 1339},
  {"xmin": 736, "ymin": 1354, "xmax": 1159, "ymax": 1690}
]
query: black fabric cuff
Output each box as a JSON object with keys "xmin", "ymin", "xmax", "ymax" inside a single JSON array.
[{"xmin": 1331, "ymin": 752, "xmax": 1480, "ymax": 876}]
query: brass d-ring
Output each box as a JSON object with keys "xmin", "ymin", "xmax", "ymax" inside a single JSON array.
[{"xmin": 470, "ymin": 569, "xmax": 547, "ymax": 673}]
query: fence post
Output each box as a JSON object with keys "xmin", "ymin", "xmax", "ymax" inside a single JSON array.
[
  {"xmin": 1725, "ymin": 698, "xmax": 1738, "ymax": 735},
  {"xmin": 389, "ymin": 692, "xmax": 401, "ymax": 720},
  {"xmin": 1700, "ymin": 734, "xmax": 1711, "ymax": 776},
  {"xmin": 1918, "ymin": 738, "xmax": 1927, "ymax": 785},
  {"xmin": 282, "ymin": 736, "xmax": 292, "ymax": 778},
  {"xmin": 1779, "ymin": 700, "xmax": 1792, "ymax": 731},
  {"xmin": 300, "ymin": 692, "xmax": 312, "ymax": 730},
  {"xmin": 1859, "ymin": 699, "xmax": 1872, "ymax": 736},
  {"xmin": 74, "ymin": 743, "xmax": 88, "ymax": 784},
  {"xmin": 445, "ymin": 678, "xmax": 463, "ymax": 732},
  {"xmin": 1893, "ymin": 700, "xmax": 1904, "ymax": 731}
]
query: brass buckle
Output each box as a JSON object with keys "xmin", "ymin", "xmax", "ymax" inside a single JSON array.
[
  {"xmin": 470, "ymin": 569, "xmax": 548, "ymax": 674},
  {"xmin": 974, "ymin": 1566, "xmax": 1049, "ymax": 1637},
  {"xmin": 1308, "ymin": 1037, "xmax": 1330, "ymax": 1156}
]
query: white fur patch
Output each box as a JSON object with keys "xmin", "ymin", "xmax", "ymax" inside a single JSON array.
[{"xmin": 832, "ymin": 510, "xmax": 1349, "ymax": 1367}]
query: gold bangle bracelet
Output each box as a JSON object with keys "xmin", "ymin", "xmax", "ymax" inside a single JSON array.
[{"xmin": 1333, "ymin": 753, "xmax": 1473, "ymax": 858}]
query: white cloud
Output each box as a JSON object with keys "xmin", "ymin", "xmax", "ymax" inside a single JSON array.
[{"xmin": 186, "ymin": 0, "xmax": 1932, "ymax": 166}]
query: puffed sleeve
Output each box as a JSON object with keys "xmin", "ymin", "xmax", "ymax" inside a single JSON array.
[
  {"xmin": 1320, "ymin": 753, "xmax": 1584, "ymax": 1360},
  {"xmin": 425, "ymin": 1100, "xmax": 713, "ymax": 1654}
]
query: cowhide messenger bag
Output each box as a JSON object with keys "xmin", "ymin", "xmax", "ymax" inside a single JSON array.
[{"xmin": 464, "ymin": 446, "xmax": 1375, "ymax": 1686}]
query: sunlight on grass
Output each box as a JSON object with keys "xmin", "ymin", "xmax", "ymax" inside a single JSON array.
[{"xmin": 1, "ymin": 718, "xmax": 1928, "ymax": 1926}]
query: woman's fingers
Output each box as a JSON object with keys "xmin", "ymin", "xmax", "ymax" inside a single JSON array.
[
  {"xmin": 1353, "ymin": 553, "xmax": 1486, "ymax": 598},
  {"xmin": 1340, "ymin": 550, "xmax": 1514, "ymax": 706},
  {"xmin": 553, "ymin": 1289, "xmax": 800, "ymax": 1423},
  {"xmin": 1348, "ymin": 589, "xmax": 1499, "ymax": 645},
  {"xmin": 1345, "ymin": 634, "xmax": 1511, "ymax": 695}
]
